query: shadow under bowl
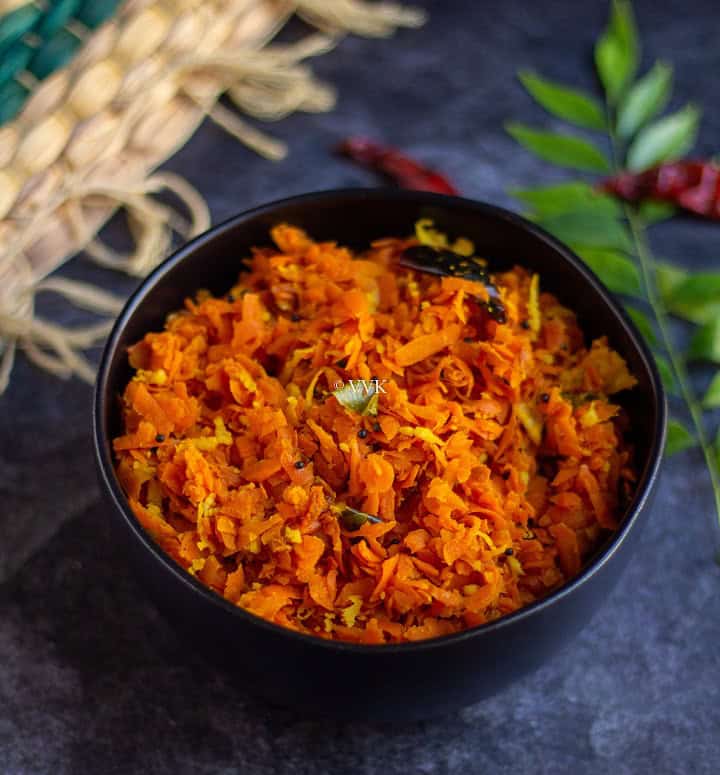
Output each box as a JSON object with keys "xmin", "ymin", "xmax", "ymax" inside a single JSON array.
[{"xmin": 93, "ymin": 189, "xmax": 666, "ymax": 721}]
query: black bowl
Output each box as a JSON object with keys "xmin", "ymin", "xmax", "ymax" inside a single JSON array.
[{"xmin": 93, "ymin": 189, "xmax": 666, "ymax": 721}]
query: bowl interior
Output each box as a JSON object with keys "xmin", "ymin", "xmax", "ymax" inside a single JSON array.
[{"xmin": 96, "ymin": 189, "xmax": 666, "ymax": 632}]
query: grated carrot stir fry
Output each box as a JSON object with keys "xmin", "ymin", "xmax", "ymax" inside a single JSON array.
[{"xmin": 113, "ymin": 223, "xmax": 638, "ymax": 644}]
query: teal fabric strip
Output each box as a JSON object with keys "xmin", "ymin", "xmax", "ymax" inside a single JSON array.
[
  {"xmin": 0, "ymin": 79, "xmax": 29, "ymax": 123},
  {"xmin": 29, "ymin": 27, "xmax": 81, "ymax": 79},
  {"xmin": 36, "ymin": 0, "xmax": 84, "ymax": 38},
  {"xmin": 0, "ymin": 5, "xmax": 43, "ymax": 50},
  {"xmin": 0, "ymin": 41, "xmax": 33, "ymax": 85},
  {"xmin": 76, "ymin": 0, "xmax": 121, "ymax": 28}
]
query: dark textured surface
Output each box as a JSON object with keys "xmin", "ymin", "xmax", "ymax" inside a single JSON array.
[{"xmin": 2, "ymin": 0, "xmax": 719, "ymax": 772}]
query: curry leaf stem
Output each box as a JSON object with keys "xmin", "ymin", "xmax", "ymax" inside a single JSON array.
[
  {"xmin": 607, "ymin": 120, "xmax": 720, "ymax": 546},
  {"xmin": 626, "ymin": 207, "xmax": 720, "ymax": 541}
]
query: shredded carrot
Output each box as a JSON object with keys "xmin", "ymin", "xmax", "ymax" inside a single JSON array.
[{"xmin": 113, "ymin": 223, "xmax": 637, "ymax": 643}]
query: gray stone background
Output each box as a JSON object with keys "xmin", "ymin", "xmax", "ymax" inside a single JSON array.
[{"xmin": 1, "ymin": 0, "xmax": 719, "ymax": 772}]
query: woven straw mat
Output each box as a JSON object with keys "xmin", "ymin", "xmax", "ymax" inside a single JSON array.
[{"xmin": 0, "ymin": 0, "xmax": 424, "ymax": 393}]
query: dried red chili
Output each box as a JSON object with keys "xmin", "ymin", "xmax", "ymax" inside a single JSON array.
[
  {"xmin": 337, "ymin": 137, "xmax": 459, "ymax": 195},
  {"xmin": 601, "ymin": 160, "xmax": 720, "ymax": 220}
]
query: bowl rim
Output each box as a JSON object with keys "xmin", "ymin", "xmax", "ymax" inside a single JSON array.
[{"xmin": 93, "ymin": 187, "xmax": 667, "ymax": 654}]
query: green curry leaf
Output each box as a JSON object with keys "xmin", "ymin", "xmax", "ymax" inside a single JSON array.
[
  {"xmin": 664, "ymin": 272, "xmax": 720, "ymax": 307},
  {"xmin": 702, "ymin": 372, "xmax": 720, "ymax": 410},
  {"xmin": 518, "ymin": 71, "xmax": 606, "ymax": 130},
  {"xmin": 505, "ymin": 123, "xmax": 611, "ymax": 172},
  {"xmin": 511, "ymin": 182, "xmax": 621, "ymax": 217},
  {"xmin": 638, "ymin": 201, "xmax": 676, "ymax": 224},
  {"xmin": 654, "ymin": 354, "xmax": 677, "ymax": 395},
  {"xmin": 334, "ymin": 504, "xmax": 383, "ymax": 531},
  {"xmin": 665, "ymin": 418, "xmax": 696, "ymax": 456},
  {"xmin": 572, "ymin": 246, "xmax": 642, "ymax": 296},
  {"xmin": 617, "ymin": 60, "xmax": 673, "ymax": 139},
  {"xmin": 626, "ymin": 104, "xmax": 701, "ymax": 171},
  {"xmin": 625, "ymin": 304, "xmax": 657, "ymax": 346},
  {"xmin": 657, "ymin": 263, "xmax": 720, "ymax": 325},
  {"xmin": 595, "ymin": 0, "xmax": 639, "ymax": 104},
  {"xmin": 537, "ymin": 211, "xmax": 632, "ymax": 252},
  {"xmin": 332, "ymin": 381, "xmax": 381, "ymax": 416},
  {"xmin": 688, "ymin": 318, "xmax": 720, "ymax": 364}
]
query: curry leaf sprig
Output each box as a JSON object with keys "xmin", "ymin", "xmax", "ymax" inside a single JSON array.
[{"xmin": 505, "ymin": 0, "xmax": 720, "ymax": 540}]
